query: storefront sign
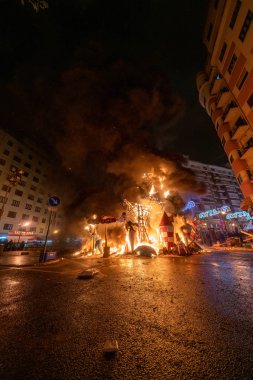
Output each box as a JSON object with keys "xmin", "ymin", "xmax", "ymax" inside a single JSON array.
[
  {"xmin": 198, "ymin": 206, "xmax": 231, "ymax": 219},
  {"xmin": 8, "ymin": 230, "xmax": 34, "ymax": 236}
]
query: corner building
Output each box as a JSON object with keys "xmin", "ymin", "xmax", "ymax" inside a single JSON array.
[
  {"xmin": 0, "ymin": 129, "xmax": 64, "ymax": 241},
  {"xmin": 197, "ymin": 0, "xmax": 253, "ymax": 211}
]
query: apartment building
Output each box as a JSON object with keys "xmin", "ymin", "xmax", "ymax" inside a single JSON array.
[
  {"xmin": 197, "ymin": 0, "xmax": 253, "ymax": 212},
  {"xmin": 186, "ymin": 159, "xmax": 243, "ymax": 212},
  {"xmin": 0, "ymin": 129, "xmax": 64, "ymax": 241}
]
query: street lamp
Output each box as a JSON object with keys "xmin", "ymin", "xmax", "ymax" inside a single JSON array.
[
  {"xmin": 0, "ymin": 167, "xmax": 24, "ymax": 220},
  {"xmin": 17, "ymin": 222, "xmax": 30, "ymax": 244}
]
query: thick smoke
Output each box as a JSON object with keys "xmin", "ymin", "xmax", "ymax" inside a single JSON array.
[{"xmin": 1, "ymin": 58, "xmax": 205, "ymax": 230}]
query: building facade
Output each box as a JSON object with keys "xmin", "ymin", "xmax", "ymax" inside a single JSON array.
[
  {"xmin": 0, "ymin": 129, "xmax": 63, "ymax": 242},
  {"xmin": 197, "ymin": 0, "xmax": 253, "ymax": 211},
  {"xmin": 184, "ymin": 159, "xmax": 249, "ymax": 243}
]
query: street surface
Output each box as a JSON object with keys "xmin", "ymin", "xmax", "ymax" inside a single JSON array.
[{"xmin": 0, "ymin": 251, "xmax": 253, "ymax": 379}]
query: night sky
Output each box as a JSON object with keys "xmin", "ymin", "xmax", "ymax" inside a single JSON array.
[{"xmin": 0, "ymin": 0, "xmax": 227, "ymax": 218}]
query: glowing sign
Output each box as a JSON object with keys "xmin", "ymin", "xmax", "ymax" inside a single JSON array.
[
  {"xmin": 198, "ymin": 206, "xmax": 231, "ymax": 219},
  {"xmin": 182, "ymin": 200, "xmax": 196, "ymax": 212},
  {"xmin": 226, "ymin": 211, "xmax": 253, "ymax": 220}
]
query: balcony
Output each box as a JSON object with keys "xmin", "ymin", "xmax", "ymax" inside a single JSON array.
[
  {"xmin": 223, "ymin": 101, "xmax": 240, "ymax": 123},
  {"xmin": 212, "ymin": 108, "xmax": 223, "ymax": 124},
  {"xmin": 224, "ymin": 139, "xmax": 239, "ymax": 156},
  {"xmin": 241, "ymin": 146, "xmax": 253, "ymax": 166},
  {"xmin": 217, "ymin": 122, "xmax": 230, "ymax": 140},
  {"xmin": 232, "ymin": 124, "xmax": 248, "ymax": 140},
  {"xmin": 210, "ymin": 76, "xmax": 224, "ymax": 96},
  {"xmin": 240, "ymin": 180, "xmax": 253, "ymax": 198},
  {"xmin": 216, "ymin": 88, "xmax": 231, "ymax": 108},
  {"xmin": 231, "ymin": 159, "xmax": 249, "ymax": 176}
]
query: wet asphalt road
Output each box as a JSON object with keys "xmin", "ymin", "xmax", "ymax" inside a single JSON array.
[{"xmin": 0, "ymin": 251, "xmax": 253, "ymax": 380}]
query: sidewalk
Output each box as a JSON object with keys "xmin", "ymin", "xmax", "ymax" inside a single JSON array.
[{"xmin": 0, "ymin": 253, "xmax": 61, "ymax": 267}]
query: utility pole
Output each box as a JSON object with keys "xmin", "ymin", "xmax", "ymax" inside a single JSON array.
[{"xmin": 42, "ymin": 210, "xmax": 53, "ymax": 262}]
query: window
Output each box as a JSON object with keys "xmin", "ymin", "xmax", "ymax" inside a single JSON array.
[
  {"xmin": 39, "ymin": 228, "xmax": 44, "ymax": 234},
  {"xmin": 25, "ymin": 204, "xmax": 32, "ymax": 210},
  {"xmin": 28, "ymin": 154, "xmax": 33, "ymax": 160},
  {"xmin": 237, "ymin": 69, "xmax": 248, "ymax": 90},
  {"xmin": 22, "ymin": 214, "xmax": 29, "ymax": 220},
  {"xmin": 37, "ymin": 198, "xmax": 43, "ymax": 204},
  {"xmin": 19, "ymin": 180, "xmax": 26, "ymax": 187},
  {"xmin": 235, "ymin": 116, "xmax": 246, "ymax": 127},
  {"xmin": 7, "ymin": 140, "xmax": 13, "ymax": 147},
  {"xmin": 30, "ymin": 227, "xmax": 36, "ymax": 232},
  {"xmin": 229, "ymin": 0, "xmax": 242, "ymax": 29},
  {"xmin": 207, "ymin": 23, "xmax": 213, "ymax": 41},
  {"xmin": 28, "ymin": 194, "xmax": 34, "ymax": 200},
  {"xmin": 30, "ymin": 185, "xmax": 37, "ymax": 191},
  {"xmin": 15, "ymin": 189, "xmax": 23, "ymax": 196},
  {"xmin": 18, "ymin": 148, "xmax": 23, "ymax": 154},
  {"xmin": 229, "ymin": 155, "xmax": 234, "ymax": 164},
  {"xmin": 219, "ymin": 42, "xmax": 227, "ymax": 62},
  {"xmin": 44, "ymin": 209, "xmax": 48, "ymax": 214},
  {"xmin": 0, "ymin": 196, "xmax": 7, "ymax": 204},
  {"xmin": 239, "ymin": 10, "xmax": 253, "ymax": 42},
  {"xmin": 35, "ymin": 206, "xmax": 41, "ymax": 212},
  {"xmin": 2, "ymin": 185, "xmax": 11, "ymax": 192},
  {"xmin": 0, "ymin": 158, "xmax": 6, "ymax": 166},
  {"xmin": 13, "ymin": 156, "xmax": 21, "ymax": 163},
  {"xmin": 35, "ymin": 168, "xmax": 41, "ymax": 174},
  {"xmin": 237, "ymin": 174, "xmax": 243, "ymax": 185},
  {"xmin": 32, "ymin": 216, "xmax": 39, "ymax": 222},
  {"xmin": 23, "ymin": 171, "xmax": 29, "ymax": 178},
  {"xmin": 246, "ymin": 170, "xmax": 253, "ymax": 180},
  {"xmin": 7, "ymin": 211, "xmax": 16, "ymax": 218},
  {"xmin": 24, "ymin": 162, "xmax": 31, "ymax": 169},
  {"xmin": 247, "ymin": 92, "xmax": 253, "ymax": 108},
  {"xmin": 11, "ymin": 200, "xmax": 20, "ymax": 207},
  {"xmin": 33, "ymin": 177, "xmax": 39, "ymax": 183},
  {"xmin": 42, "ymin": 218, "xmax": 46, "ymax": 223},
  {"xmin": 3, "ymin": 224, "xmax": 13, "ymax": 230},
  {"xmin": 3, "ymin": 149, "xmax": 9, "ymax": 156},
  {"xmin": 228, "ymin": 54, "xmax": 237, "ymax": 74}
]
